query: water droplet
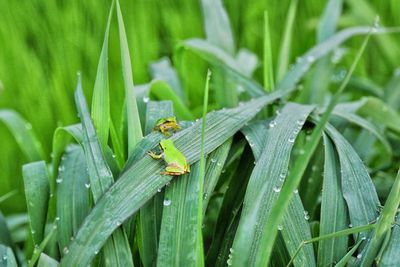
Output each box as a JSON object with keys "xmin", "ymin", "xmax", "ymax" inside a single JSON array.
[
  {"xmin": 94, "ymin": 250, "xmax": 99, "ymax": 255},
  {"xmin": 275, "ymin": 109, "xmax": 281, "ymax": 115},
  {"xmin": 50, "ymin": 193, "xmax": 54, "ymax": 198},
  {"xmin": 70, "ymin": 236, "xmax": 75, "ymax": 241},
  {"xmin": 116, "ymin": 220, "xmax": 122, "ymax": 226},
  {"xmin": 227, "ymin": 258, "xmax": 233, "ymax": 266},
  {"xmin": 269, "ymin": 120, "xmax": 277, "ymax": 128},
  {"xmin": 249, "ymin": 142, "xmax": 255, "ymax": 147},
  {"xmin": 357, "ymin": 253, "xmax": 362, "ymax": 259},
  {"xmin": 279, "ymin": 172, "xmax": 286, "ymax": 182},
  {"xmin": 211, "ymin": 158, "xmax": 217, "ymax": 163},
  {"xmin": 229, "ymin": 248, "xmax": 234, "ymax": 253},
  {"xmin": 217, "ymin": 162, "xmax": 222, "ymax": 167},
  {"xmin": 31, "ymin": 229, "xmax": 36, "ymax": 234},
  {"xmin": 297, "ymin": 118, "xmax": 305, "ymax": 125},
  {"xmin": 157, "ymin": 188, "xmax": 162, "ymax": 193},
  {"xmin": 163, "ymin": 199, "xmax": 171, "ymax": 206},
  {"xmin": 58, "ymin": 166, "xmax": 65, "ymax": 172},
  {"xmin": 56, "ymin": 178, "xmax": 63, "ymax": 184},
  {"xmin": 304, "ymin": 211, "xmax": 310, "ymax": 220},
  {"xmin": 273, "ymin": 186, "xmax": 281, "ymax": 193},
  {"xmin": 293, "ymin": 189, "xmax": 299, "ymax": 194},
  {"xmin": 278, "ymin": 225, "xmax": 283, "ymax": 231},
  {"xmin": 203, "ymin": 193, "xmax": 208, "ymax": 200},
  {"xmin": 306, "ymin": 55, "xmax": 315, "ymax": 63},
  {"xmin": 63, "ymin": 247, "xmax": 69, "ymax": 254},
  {"xmin": 143, "ymin": 96, "xmax": 150, "ymax": 103},
  {"xmin": 288, "ymin": 136, "xmax": 295, "ymax": 143},
  {"xmin": 299, "ymin": 149, "xmax": 305, "ymax": 155},
  {"xmin": 56, "ymin": 217, "xmax": 60, "ymax": 221},
  {"xmin": 2, "ymin": 255, "xmax": 7, "ymax": 260},
  {"xmin": 112, "ymin": 154, "xmax": 116, "ymax": 158},
  {"xmin": 29, "ymin": 201, "xmax": 34, "ymax": 207},
  {"xmin": 85, "ymin": 183, "xmax": 91, "ymax": 189},
  {"xmin": 349, "ymin": 223, "xmax": 353, "ymax": 228}
]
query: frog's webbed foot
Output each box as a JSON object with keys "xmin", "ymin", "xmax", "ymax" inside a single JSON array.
[{"xmin": 147, "ymin": 150, "xmax": 163, "ymax": 159}]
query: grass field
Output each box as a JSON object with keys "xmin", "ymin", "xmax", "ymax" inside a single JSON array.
[{"xmin": 1, "ymin": 0, "xmax": 400, "ymax": 266}]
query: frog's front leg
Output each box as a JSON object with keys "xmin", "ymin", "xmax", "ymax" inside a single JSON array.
[{"xmin": 147, "ymin": 150, "xmax": 164, "ymax": 159}]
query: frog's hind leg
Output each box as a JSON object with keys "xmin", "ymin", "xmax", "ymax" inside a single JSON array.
[{"xmin": 162, "ymin": 163, "xmax": 186, "ymax": 175}]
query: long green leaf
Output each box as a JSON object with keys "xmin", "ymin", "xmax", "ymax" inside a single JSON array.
[
  {"xmin": 56, "ymin": 145, "xmax": 91, "ymax": 254},
  {"xmin": 276, "ymin": 0, "xmax": 298, "ymax": 81},
  {"xmin": 22, "ymin": 161, "xmax": 50, "ymax": 246},
  {"xmin": 116, "ymin": 0, "xmax": 143, "ymax": 154},
  {"xmin": 139, "ymin": 101, "xmax": 173, "ymax": 267},
  {"xmin": 318, "ymin": 134, "xmax": 348, "ymax": 266},
  {"xmin": 75, "ymin": 76, "xmax": 133, "ymax": 267},
  {"xmin": 91, "ymin": 1, "xmax": 114, "ymax": 149},
  {"xmin": 60, "ymin": 94, "xmax": 279, "ymax": 266},
  {"xmin": 38, "ymin": 253, "xmax": 59, "ymax": 267},
  {"xmin": 380, "ymin": 215, "xmax": 400, "ymax": 266},
  {"xmin": 0, "ymin": 110, "xmax": 45, "ymax": 161},
  {"xmin": 0, "ymin": 212, "xmax": 13, "ymax": 247},
  {"xmin": 263, "ymin": 11, "xmax": 274, "ymax": 92},
  {"xmin": 231, "ymin": 103, "xmax": 314, "ymax": 266}
]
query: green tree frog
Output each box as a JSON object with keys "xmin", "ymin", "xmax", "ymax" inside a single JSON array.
[
  {"xmin": 153, "ymin": 116, "xmax": 181, "ymax": 136},
  {"xmin": 148, "ymin": 139, "xmax": 190, "ymax": 175}
]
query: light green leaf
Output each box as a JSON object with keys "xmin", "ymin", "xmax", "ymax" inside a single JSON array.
[
  {"xmin": 22, "ymin": 161, "xmax": 50, "ymax": 245},
  {"xmin": 0, "ymin": 244, "xmax": 17, "ymax": 267},
  {"xmin": 0, "ymin": 110, "xmax": 45, "ymax": 161},
  {"xmin": 91, "ymin": 1, "xmax": 114, "ymax": 150},
  {"xmin": 38, "ymin": 253, "xmax": 59, "ymax": 267}
]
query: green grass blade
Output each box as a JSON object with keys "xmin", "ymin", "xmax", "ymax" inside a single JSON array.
[
  {"xmin": 231, "ymin": 103, "xmax": 314, "ymax": 266},
  {"xmin": 325, "ymin": 124, "xmax": 380, "ymax": 232},
  {"xmin": 201, "ymin": 0, "xmax": 235, "ymax": 54},
  {"xmin": 202, "ymin": 139, "xmax": 231, "ymax": 213},
  {"xmin": 380, "ymin": 216, "xmax": 400, "ymax": 266},
  {"xmin": 383, "ymin": 71, "xmax": 400, "ymax": 110},
  {"xmin": 139, "ymin": 101, "xmax": 173, "ymax": 267},
  {"xmin": 116, "ymin": 0, "xmax": 143, "ymax": 154},
  {"xmin": 22, "ymin": 161, "xmax": 50, "ymax": 246},
  {"xmin": 318, "ymin": 134, "xmax": 348, "ymax": 266},
  {"xmin": 334, "ymin": 239, "xmax": 362, "ymax": 267},
  {"xmin": 38, "ymin": 253, "xmax": 59, "ymax": 267},
  {"xmin": 91, "ymin": 1, "xmax": 114, "ymax": 150},
  {"xmin": 263, "ymin": 11, "xmax": 274, "ymax": 92},
  {"xmin": 256, "ymin": 29, "xmax": 372, "ymax": 266},
  {"xmin": 56, "ymin": 145, "xmax": 91, "ymax": 254},
  {"xmin": 28, "ymin": 224, "xmax": 57, "ymax": 267},
  {"xmin": 276, "ymin": 0, "xmax": 298, "ymax": 82},
  {"xmin": 149, "ymin": 80, "xmax": 194, "ymax": 120},
  {"xmin": 74, "ymin": 76, "xmax": 134, "ymax": 267},
  {"xmin": 0, "ymin": 244, "xmax": 17, "ymax": 267},
  {"xmin": 60, "ymin": 95, "xmax": 278, "ymax": 266},
  {"xmin": 332, "ymin": 108, "xmax": 392, "ymax": 157},
  {"xmin": 317, "ymin": 0, "xmax": 343, "ymax": 42},
  {"xmin": 157, "ymin": 163, "xmax": 203, "ymax": 266},
  {"xmin": 0, "ymin": 110, "xmax": 45, "ymax": 161}
]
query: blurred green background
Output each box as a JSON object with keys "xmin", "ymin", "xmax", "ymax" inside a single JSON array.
[{"xmin": 1, "ymin": 0, "xmax": 399, "ymax": 214}]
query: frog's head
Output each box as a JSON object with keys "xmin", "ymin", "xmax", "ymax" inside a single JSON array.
[
  {"xmin": 159, "ymin": 139, "xmax": 174, "ymax": 151},
  {"xmin": 155, "ymin": 116, "xmax": 176, "ymax": 126}
]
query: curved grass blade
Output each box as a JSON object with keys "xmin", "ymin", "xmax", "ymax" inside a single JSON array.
[
  {"xmin": 231, "ymin": 103, "xmax": 315, "ymax": 267},
  {"xmin": 149, "ymin": 80, "xmax": 194, "ymax": 120},
  {"xmin": 0, "ymin": 244, "xmax": 17, "ymax": 266},
  {"xmin": 276, "ymin": 0, "xmax": 298, "ymax": 81},
  {"xmin": 0, "ymin": 110, "xmax": 45, "ymax": 161},
  {"xmin": 384, "ymin": 71, "xmax": 400, "ymax": 111},
  {"xmin": 332, "ymin": 108, "xmax": 392, "ymax": 157},
  {"xmin": 318, "ymin": 134, "xmax": 348, "ymax": 266},
  {"xmin": 255, "ymin": 28, "xmax": 373, "ymax": 266},
  {"xmin": 334, "ymin": 239, "xmax": 362, "ymax": 267},
  {"xmin": 149, "ymin": 57, "xmax": 184, "ymax": 101},
  {"xmin": 75, "ymin": 76, "xmax": 133, "ymax": 267},
  {"xmin": 201, "ymin": 0, "xmax": 235, "ymax": 55},
  {"xmin": 60, "ymin": 94, "xmax": 278, "ymax": 266},
  {"xmin": 28, "ymin": 224, "xmax": 57, "ymax": 267},
  {"xmin": 116, "ymin": 0, "xmax": 143, "ymax": 154},
  {"xmin": 22, "ymin": 161, "xmax": 50, "ymax": 246},
  {"xmin": 325, "ymin": 124, "xmax": 380, "ymax": 233},
  {"xmin": 91, "ymin": 1, "xmax": 114, "ymax": 150},
  {"xmin": 56, "ymin": 145, "xmax": 91, "ymax": 253},
  {"xmin": 139, "ymin": 100, "xmax": 173, "ymax": 267},
  {"xmin": 38, "ymin": 253, "xmax": 59, "ymax": 267}
]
